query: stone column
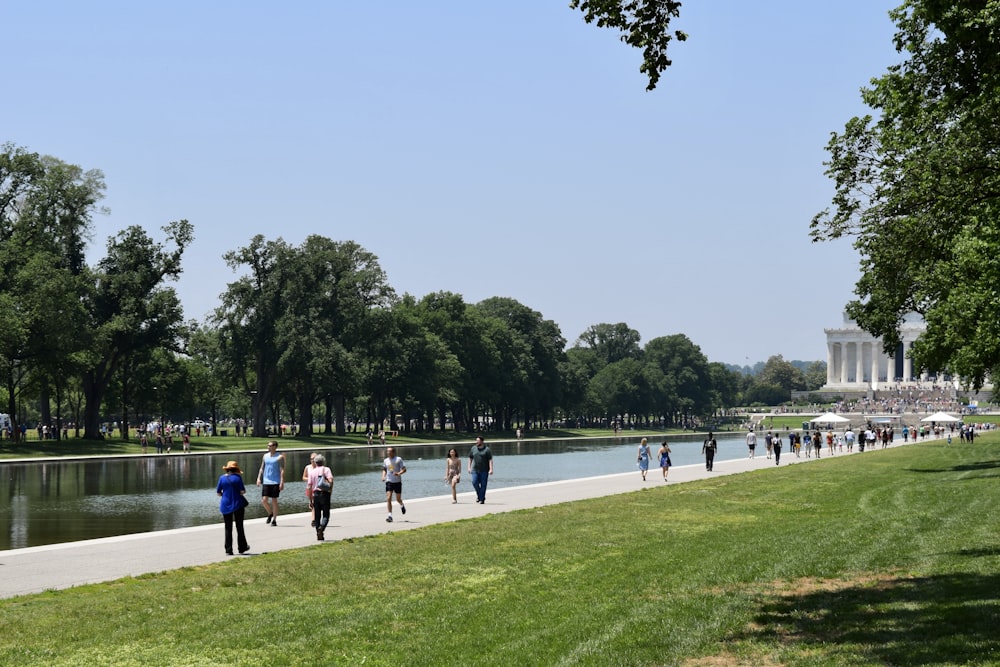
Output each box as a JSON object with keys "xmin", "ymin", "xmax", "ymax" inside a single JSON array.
[
  {"xmin": 841, "ymin": 342, "xmax": 850, "ymax": 384},
  {"xmin": 855, "ymin": 341, "xmax": 864, "ymax": 383},
  {"xmin": 827, "ymin": 343, "xmax": 835, "ymax": 384}
]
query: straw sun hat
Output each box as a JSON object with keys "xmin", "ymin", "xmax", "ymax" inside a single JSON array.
[{"xmin": 223, "ymin": 460, "xmax": 243, "ymax": 474}]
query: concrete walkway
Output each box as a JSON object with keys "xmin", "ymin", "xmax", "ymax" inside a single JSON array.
[{"xmin": 0, "ymin": 444, "xmax": 901, "ymax": 598}]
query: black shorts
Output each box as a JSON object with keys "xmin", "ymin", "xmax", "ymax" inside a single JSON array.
[
  {"xmin": 385, "ymin": 481, "xmax": 402, "ymax": 494},
  {"xmin": 261, "ymin": 484, "xmax": 281, "ymax": 498}
]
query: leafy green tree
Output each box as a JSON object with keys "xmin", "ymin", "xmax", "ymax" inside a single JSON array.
[
  {"xmin": 215, "ymin": 235, "xmax": 288, "ymax": 437},
  {"xmin": 0, "ymin": 146, "xmax": 101, "ymax": 442},
  {"xmin": 708, "ymin": 362, "xmax": 741, "ymax": 413},
  {"xmin": 570, "ymin": 0, "xmax": 686, "ymax": 91},
  {"xmin": 803, "ymin": 361, "xmax": 828, "ymax": 391},
  {"xmin": 79, "ymin": 221, "xmax": 192, "ymax": 439},
  {"xmin": 275, "ymin": 236, "xmax": 393, "ymax": 436},
  {"xmin": 811, "ymin": 1, "xmax": 1000, "ymax": 388},
  {"xmin": 410, "ymin": 291, "xmax": 489, "ymax": 432},
  {"xmin": 643, "ymin": 334, "xmax": 712, "ymax": 426},
  {"xmin": 186, "ymin": 323, "xmax": 232, "ymax": 432},
  {"xmin": 744, "ymin": 382, "xmax": 788, "ymax": 407},
  {"xmin": 475, "ymin": 297, "xmax": 565, "ymax": 430},
  {"xmin": 757, "ymin": 355, "xmax": 806, "ymax": 393},
  {"xmin": 587, "ymin": 357, "xmax": 646, "ymax": 425},
  {"xmin": 575, "ymin": 322, "xmax": 642, "ymax": 366},
  {"xmin": 558, "ymin": 347, "xmax": 601, "ymax": 423}
]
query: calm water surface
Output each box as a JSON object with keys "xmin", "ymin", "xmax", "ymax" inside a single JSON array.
[{"xmin": 1, "ymin": 432, "xmax": 752, "ymax": 550}]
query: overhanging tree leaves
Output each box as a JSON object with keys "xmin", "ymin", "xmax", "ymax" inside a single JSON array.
[
  {"xmin": 570, "ymin": 0, "xmax": 687, "ymax": 91},
  {"xmin": 811, "ymin": 1, "xmax": 1000, "ymax": 389}
]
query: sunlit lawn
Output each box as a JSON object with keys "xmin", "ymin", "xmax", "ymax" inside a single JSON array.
[{"xmin": 2, "ymin": 432, "xmax": 998, "ymax": 665}]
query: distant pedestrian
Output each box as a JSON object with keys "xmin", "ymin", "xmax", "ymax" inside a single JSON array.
[
  {"xmin": 256, "ymin": 440, "xmax": 285, "ymax": 526},
  {"xmin": 746, "ymin": 429, "xmax": 757, "ymax": 459},
  {"xmin": 773, "ymin": 433, "xmax": 783, "ymax": 465},
  {"xmin": 216, "ymin": 460, "xmax": 250, "ymax": 556},
  {"xmin": 637, "ymin": 438, "xmax": 651, "ymax": 481},
  {"xmin": 306, "ymin": 454, "xmax": 333, "ymax": 541},
  {"xmin": 382, "ymin": 446, "xmax": 406, "ymax": 522},
  {"xmin": 444, "ymin": 448, "xmax": 461, "ymax": 503},
  {"xmin": 468, "ymin": 436, "xmax": 494, "ymax": 504},
  {"xmin": 702, "ymin": 431, "xmax": 718, "ymax": 471},
  {"xmin": 658, "ymin": 441, "xmax": 672, "ymax": 481},
  {"xmin": 182, "ymin": 432, "xmax": 190, "ymax": 453}
]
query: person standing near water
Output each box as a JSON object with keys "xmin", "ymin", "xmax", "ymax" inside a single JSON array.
[
  {"xmin": 637, "ymin": 438, "xmax": 651, "ymax": 481},
  {"xmin": 216, "ymin": 460, "xmax": 250, "ymax": 556}
]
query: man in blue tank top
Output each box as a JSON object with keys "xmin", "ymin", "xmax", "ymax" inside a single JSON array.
[{"xmin": 256, "ymin": 440, "xmax": 285, "ymax": 526}]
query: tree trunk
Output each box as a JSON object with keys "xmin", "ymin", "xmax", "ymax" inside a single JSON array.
[{"xmin": 333, "ymin": 394, "xmax": 346, "ymax": 436}]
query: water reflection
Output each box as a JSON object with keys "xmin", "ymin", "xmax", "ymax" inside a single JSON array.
[{"xmin": 1, "ymin": 432, "xmax": 751, "ymax": 550}]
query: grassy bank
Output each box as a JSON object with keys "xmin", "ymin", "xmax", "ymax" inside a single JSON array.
[{"xmin": 3, "ymin": 436, "xmax": 999, "ymax": 665}]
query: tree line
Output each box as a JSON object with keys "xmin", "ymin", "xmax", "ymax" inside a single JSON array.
[{"xmin": 1, "ymin": 144, "xmax": 826, "ymax": 442}]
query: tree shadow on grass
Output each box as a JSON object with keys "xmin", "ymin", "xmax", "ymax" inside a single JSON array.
[
  {"xmin": 906, "ymin": 459, "xmax": 1000, "ymax": 475},
  {"xmin": 734, "ymin": 572, "xmax": 1000, "ymax": 665}
]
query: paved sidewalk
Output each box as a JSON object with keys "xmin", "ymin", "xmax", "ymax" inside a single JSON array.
[{"xmin": 0, "ymin": 445, "xmax": 882, "ymax": 598}]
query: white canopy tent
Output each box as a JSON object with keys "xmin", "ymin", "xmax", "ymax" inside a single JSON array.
[
  {"xmin": 920, "ymin": 411, "xmax": 961, "ymax": 423},
  {"xmin": 811, "ymin": 412, "xmax": 851, "ymax": 424}
]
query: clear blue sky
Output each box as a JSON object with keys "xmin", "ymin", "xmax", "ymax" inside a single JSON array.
[{"xmin": 3, "ymin": 1, "xmax": 900, "ymax": 366}]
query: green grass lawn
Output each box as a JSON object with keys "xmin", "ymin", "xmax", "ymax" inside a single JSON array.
[{"xmin": 2, "ymin": 435, "xmax": 999, "ymax": 665}]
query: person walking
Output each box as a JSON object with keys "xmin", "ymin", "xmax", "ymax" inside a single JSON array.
[
  {"xmin": 773, "ymin": 433, "xmax": 783, "ymax": 465},
  {"xmin": 746, "ymin": 429, "xmax": 757, "ymax": 459},
  {"xmin": 382, "ymin": 446, "xmax": 407, "ymax": 522},
  {"xmin": 657, "ymin": 440, "xmax": 672, "ymax": 481},
  {"xmin": 256, "ymin": 440, "xmax": 285, "ymax": 526},
  {"xmin": 444, "ymin": 448, "xmax": 462, "ymax": 503},
  {"xmin": 637, "ymin": 438, "xmax": 651, "ymax": 481},
  {"xmin": 702, "ymin": 431, "xmax": 718, "ymax": 471},
  {"xmin": 216, "ymin": 460, "xmax": 250, "ymax": 556},
  {"xmin": 302, "ymin": 452, "xmax": 318, "ymax": 526},
  {"xmin": 307, "ymin": 454, "xmax": 333, "ymax": 540},
  {"xmin": 468, "ymin": 436, "xmax": 494, "ymax": 504}
]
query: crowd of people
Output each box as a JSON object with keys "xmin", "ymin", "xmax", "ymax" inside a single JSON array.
[
  {"xmin": 215, "ymin": 437, "xmax": 495, "ymax": 555},
  {"xmin": 215, "ymin": 416, "xmax": 991, "ymax": 555}
]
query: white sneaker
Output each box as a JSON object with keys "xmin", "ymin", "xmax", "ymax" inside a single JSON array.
[{"xmin": 386, "ymin": 515, "xmax": 393, "ymax": 523}]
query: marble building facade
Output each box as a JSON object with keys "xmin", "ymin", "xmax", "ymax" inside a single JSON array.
[{"xmin": 823, "ymin": 312, "xmax": 928, "ymax": 389}]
